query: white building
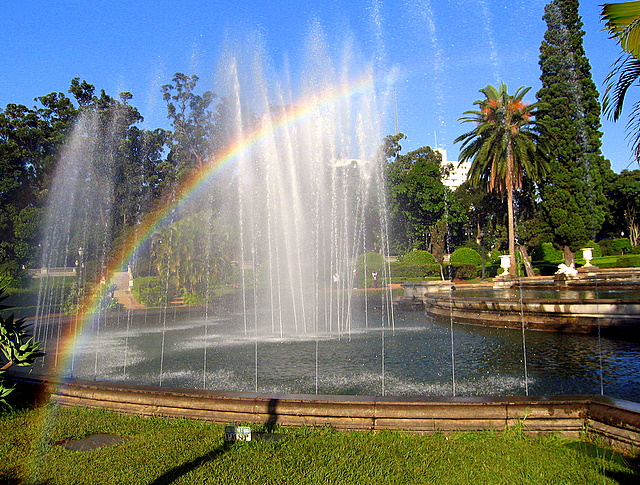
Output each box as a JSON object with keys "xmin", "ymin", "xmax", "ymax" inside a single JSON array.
[{"xmin": 435, "ymin": 148, "xmax": 470, "ymax": 190}]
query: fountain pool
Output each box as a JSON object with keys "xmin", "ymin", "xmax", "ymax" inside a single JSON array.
[{"xmin": 25, "ymin": 296, "xmax": 640, "ymax": 403}]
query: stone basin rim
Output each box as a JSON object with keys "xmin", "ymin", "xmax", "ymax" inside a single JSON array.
[{"xmin": 15, "ymin": 374, "xmax": 640, "ymax": 455}]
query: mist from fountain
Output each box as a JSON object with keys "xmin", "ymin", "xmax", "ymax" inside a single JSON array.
[
  {"xmin": 31, "ymin": 28, "xmax": 402, "ymax": 395},
  {"xmin": 25, "ymin": 21, "xmax": 640, "ymax": 403}
]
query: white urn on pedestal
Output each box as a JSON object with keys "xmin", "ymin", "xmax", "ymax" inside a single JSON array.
[
  {"xmin": 581, "ymin": 247, "xmax": 593, "ymax": 267},
  {"xmin": 499, "ymin": 254, "xmax": 512, "ymax": 276}
]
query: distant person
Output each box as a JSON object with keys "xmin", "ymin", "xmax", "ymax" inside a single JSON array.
[
  {"xmin": 353, "ymin": 269, "xmax": 359, "ymax": 289},
  {"xmin": 372, "ymin": 271, "xmax": 378, "ymax": 288}
]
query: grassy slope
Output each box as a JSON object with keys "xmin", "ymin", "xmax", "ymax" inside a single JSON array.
[{"xmin": 1, "ymin": 405, "xmax": 638, "ymax": 484}]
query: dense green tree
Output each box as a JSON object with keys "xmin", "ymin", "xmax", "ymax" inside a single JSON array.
[
  {"xmin": 60, "ymin": 80, "xmax": 149, "ymax": 267},
  {"xmin": 385, "ymin": 145, "xmax": 459, "ymax": 253},
  {"xmin": 536, "ymin": 0, "xmax": 614, "ymax": 267},
  {"xmin": 162, "ymin": 73, "xmax": 217, "ymax": 177},
  {"xmin": 380, "ymin": 132, "xmax": 406, "ymax": 160},
  {"xmin": 152, "ymin": 211, "xmax": 236, "ymax": 298},
  {"xmin": 0, "ymin": 91, "xmax": 77, "ymax": 269},
  {"xmin": 114, "ymin": 126, "xmax": 168, "ymax": 227},
  {"xmin": 30, "ymin": 92, "xmax": 78, "ymax": 197},
  {"xmin": 455, "ymin": 83, "xmax": 548, "ymax": 275},
  {"xmin": 453, "ymin": 181, "xmax": 509, "ymax": 258},
  {"xmin": 609, "ymin": 169, "xmax": 640, "ymax": 245}
]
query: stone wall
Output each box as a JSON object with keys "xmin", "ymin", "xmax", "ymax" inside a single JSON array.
[{"xmin": 17, "ymin": 375, "xmax": 640, "ymax": 456}]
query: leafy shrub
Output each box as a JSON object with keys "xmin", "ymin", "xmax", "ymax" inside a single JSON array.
[
  {"xmin": 182, "ymin": 292, "xmax": 203, "ymax": 305},
  {"xmin": 132, "ymin": 276, "xmax": 171, "ymax": 307},
  {"xmin": 139, "ymin": 287, "xmax": 167, "ymax": 306},
  {"xmin": 389, "ymin": 262, "xmax": 440, "ymax": 279},
  {"xmin": 488, "ymin": 248, "xmax": 502, "ymax": 265},
  {"xmin": 0, "ymin": 289, "xmax": 44, "ymax": 408},
  {"xmin": 617, "ymin": 255, "xmax": 640, "ymax": 268},
  {"xmin": 450, "ymin": 248, "xmax": 482, "ymax": 266},
  {"xmin": 63, "ymin": 282, "xmax": 124, "ymax": 314},
  {"xmin": 0, "ymin": 262, "xmax": 32, "ymax": 289},
  {"xmin": 530, "ymin": 242, "xmax": 563, "ymax": 262},
  {"xmin": 389, "ymin": 262, "xmax": 477, "ymax": 280},
  {"xmin": 446, "ymin": 263, "xmax": 477, "ymax": 279},
  {"xmin": 400, "ymin": 250, "xmax": 436, "ymax": 265},
  {"xmin": 611, "ymin": 238, "xmax": 633, "ymax": 255},
  {"xmin": 97, "ymin": 283, "xmax": 124, "ymax": 312},
  {"xmin": 62, "ymin": 281, "xmax": 85, "ymax": 315}
]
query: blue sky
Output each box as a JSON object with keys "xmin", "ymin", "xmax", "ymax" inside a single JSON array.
[{"xmin": 1, "ymin": 0, "xmax": 635, "ymax": 173}]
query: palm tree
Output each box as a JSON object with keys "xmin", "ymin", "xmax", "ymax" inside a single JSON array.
[
  {"xmin": 602, "ymin": 1, "xmax": 640, "ymax": 59},
  {"xmin": 602, "ymin": 1, "xmax": 640, "ymax": 160},
  {"xmin": 455, "ymin": 83, "xmax": 548, "ymax": 276}
]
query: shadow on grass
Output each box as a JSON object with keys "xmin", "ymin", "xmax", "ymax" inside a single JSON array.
[
  {"xmin": 564, "ymin": 442, "xmax": 640, "ymax": 484},
  {"xmin": 607, "ymin": 470, "xmax": 640, "ymax": 485},
  {"xmin": 147, "ymin": 441, "xmax": 234, "ymax": 485},
  {"xmin": 148, "ymin": 401, "xmax": 280, "ymax": 485},
  {"xmin": 0, "ymin": 472, "xmax": 54, "ymax": 485}
]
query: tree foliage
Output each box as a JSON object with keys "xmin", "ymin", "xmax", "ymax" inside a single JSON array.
[
  {"xmin": 0, "ymin": 93, "xmax": 77, "ymax": 268},
  {"xmin": 536, "ymin": 0, "xmax": 614, "ymax": 266},
  {"xmin": 152, "ymin": 212, "xmax": 237, "ymax": 298},
  {"xmin": 601, "ymin": 1, "xmax": 640, "ymax": 160},
  {"xmin": 162, "ymin": 73, "xmax": 217, "ymax": 176},
  {"xmin": 609, "ymin": 169, "xmax": 640, "ymax": 245},
  {"xmin": 455, "ymin": 83, "xmax": 548, "ymax": 274},
  {"xmin": 385, "ymin": 145, "xmax": 464, "ymax": 254}
]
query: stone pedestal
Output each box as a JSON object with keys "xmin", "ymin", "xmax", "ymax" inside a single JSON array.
[{"xmin": 493, "ymin": 275, "xmax": 515, "ymax": 288}]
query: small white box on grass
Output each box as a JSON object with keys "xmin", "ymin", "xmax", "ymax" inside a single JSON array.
[{"xmin": 225, "ymin": 426, "xmax": 252, "ymax": 442}]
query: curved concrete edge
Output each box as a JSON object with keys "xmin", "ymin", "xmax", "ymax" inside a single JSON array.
[
  {"xmin": 15, "ymin": 375, "xmax": 640, "ymax": 456},
  {"xmin": 424, "ymin": 298, "xmax": 640, "ymax": 333}
]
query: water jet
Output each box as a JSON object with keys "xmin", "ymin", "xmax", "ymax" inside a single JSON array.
[{"xmin": 12, "ymin": 24, "xmax": 640, "ymax": 451}]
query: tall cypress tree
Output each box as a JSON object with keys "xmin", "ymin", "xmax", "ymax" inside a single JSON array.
[{"xmin": 536, "ymin": 0, "xmax": 613, "ymax": 266}]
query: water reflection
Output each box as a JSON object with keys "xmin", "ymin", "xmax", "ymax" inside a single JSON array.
[{"xmin": 30, "ymin": 307, "xmax": 640, "ymax": 403}]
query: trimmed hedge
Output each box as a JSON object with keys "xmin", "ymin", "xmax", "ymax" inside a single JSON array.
[
  {"xmin": 612, "ymin": 238, "xmax": 633, "ymax": 254},
  {"xmin": 532, "ymin": 263, "xmax": 559, "ymax": 276},
  {"xmin": 2, "ymin": 277, "xmax": 76, "ymax": 317},
  {"xmin": 447, "ymin": 263, "xmax": 478, "ymax": 279},
  {"xmin": 390, "ymin": 262, "xmax": 439, "ymax": 279},
  {"xmin": 617, "ymin": 255, "xmax": 640, "ymax": 268},
  {"xmin": 389, "ymin": 262, "xmax": 477, "ymax": 280},
  {"xmin": 600, "ymin": 238, "xmax": 637, "ymax": 256},
  {"xmin": 400, "ymin": 250, "xmax": 436, "ymax": 265},
  {"xmin": 450, "ymin": 247, "xmax": 482, "ymax": 266}
]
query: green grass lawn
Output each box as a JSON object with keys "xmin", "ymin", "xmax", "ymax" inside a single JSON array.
[{"xmin": 1, "ymin": 405, "xmax": 638, "ymax": 484}]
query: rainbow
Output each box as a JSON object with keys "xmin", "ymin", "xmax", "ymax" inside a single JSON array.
[{"xmin": 43, "ymin": 73, "xmax": 377, "ymax": 381}]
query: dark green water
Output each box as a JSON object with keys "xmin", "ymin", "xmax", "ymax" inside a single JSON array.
[{"xmin": 29, "ymin": 305, "xmax": 640, "ymax": 403}]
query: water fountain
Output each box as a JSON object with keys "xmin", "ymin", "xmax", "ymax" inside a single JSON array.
[
  {"xmin": 10, "ymin": 20, "xmax": 640, "ymax": 454},
  {"xmin": 28, "ymin": 32, "xmax": 403, "ymax": 395}
]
